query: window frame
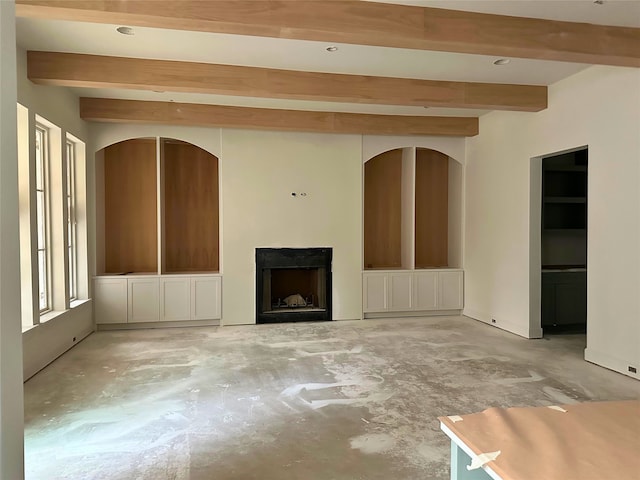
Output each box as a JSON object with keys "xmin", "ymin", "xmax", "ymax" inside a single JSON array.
[
  {"xmin": 66, "ymin": 138, "xmax": 78, "ymax": 302},
  {"xmin": 35, "ymin": 124, "xmax": 52, "ymax": 314}
]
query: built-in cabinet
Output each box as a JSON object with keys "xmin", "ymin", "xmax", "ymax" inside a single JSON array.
[
  {"xmin": 94, "ymin": 275, "xmax": 221, "ymax": 325},
  {"xmin": 94, "ymin": 138, "xmax": 221, "ymax": 326},
  {"xmin": 363, "ymin": 269, "xmax": 463, "ymax": 314},
  {"xmin": 94, "ymin": 278, "xmax": 128, "ymax": 325},
  {"xmin": 363, "ymin": 146, "xmax": 464, "ymax": 317},
  {"xmin": 128, "ymin": 277, "xmax": 160, "ymax": 322},
  {"xmin": 541, "ymin": 271, "xmax": 586, "ymax": 328}
]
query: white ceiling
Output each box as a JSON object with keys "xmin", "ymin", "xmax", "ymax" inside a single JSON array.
[
  {"xmin": 14, "ymin": 0, "xmax": 640, "ymax": 118},
  {"xmin": 375, "ymin": 0, "xmax": 640, "ymax": 28}
]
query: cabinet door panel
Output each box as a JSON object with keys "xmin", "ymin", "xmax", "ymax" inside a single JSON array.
[
  {"xmin": 388, "ymin": 273, "xmax": 413, "ymax": 311},
  {"xmin": 94, "ymin": 279, "xmax": 128, "ymax": 324},
  {"xmin": 438, "ymin": 271, "xmax": 463, "ymax": 310},
  {"xmin": 414, "ymin": 272, "xmax": 438, "ymax": 310},
  {"xmin": 363, "ymin": 274, "xmax": 388, "ymax": 312},
  {"xmin": 191, "ymin": 276, "xmax": 221, "ymax": 320},
  {"xmin": 160, "ymin": 278, "xmax": 191, "ymax": 321},
  {"xmin": 128, "ymin": 278, "xmax": 160, "ymax": 322}
]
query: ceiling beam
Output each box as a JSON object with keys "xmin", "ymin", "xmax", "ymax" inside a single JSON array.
[
  {"xmin": 79, "ymin": 98, "xmax": 479, "ymax": 137},
  {"xmin": 16, "ymin": 1, "xmax": 640, "ymax": 67},
  {"xmin": 28, "ymin": 52, "xmax": 547, "ymax": 112}
]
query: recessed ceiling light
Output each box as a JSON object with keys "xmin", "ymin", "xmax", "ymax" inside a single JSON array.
[
  {"xmin": 493, "ymin": 58, "xmax": 511, "ymax": 66},
  {"xmin": 326, "ymin": 46, "xmax": 338, "ymax": 52},
  {"xmin": 116, "ymin": 26, "xmax": 135, "ymax": 35}
]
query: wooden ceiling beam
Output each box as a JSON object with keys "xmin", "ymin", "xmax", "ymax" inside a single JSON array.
[
  {"xmin": 16, "ymin": 0, "xmax": 640, "ymax": 67},
  {"xmin": 28, "ymin": 52, "xmax": 547, "ymax": 112},
  {"xmin": 79, "ymin": 98, "xmax": 479, "ymax": 137}
]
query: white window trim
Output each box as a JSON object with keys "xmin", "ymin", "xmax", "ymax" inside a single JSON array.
[
  {"xmin": 66, "ymin": 138, "xmax": 78, "ymax": 302},
  {"xmin": 35, "ymin": 124, "xmax": 52, "ymax": 314}
]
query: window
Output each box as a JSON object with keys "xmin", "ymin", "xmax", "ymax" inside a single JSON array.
[
  {"xmin": 18, "ymin": 108, "xmax": 88, "ymax": 328},
  {"xmin": 66, "ymin": 139, "xmax": 77, "ymax": 301},
  {"xmin": 35, "ymin": 125, "xmax": 51, "ymax": 312}
]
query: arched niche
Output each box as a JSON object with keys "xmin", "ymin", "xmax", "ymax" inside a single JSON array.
[
  {"xmin": 92, "ymin": 123, "xmax": 221, "ymax": 159},
  {"xmin": 362, "ymin": 135, "xmax": 465, "ymax": 166},
  {"xmin": 95, "ymin": 137, "xmax": 219, "ymax": 275},
  {"xmin": 363, "ymin": 147, "xmax": 462, "ymax": 270}
]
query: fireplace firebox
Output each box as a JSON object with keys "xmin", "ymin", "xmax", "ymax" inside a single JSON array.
[{"xmin": 256, "ymin": 248, "xmax": 332, "ymax": 324}]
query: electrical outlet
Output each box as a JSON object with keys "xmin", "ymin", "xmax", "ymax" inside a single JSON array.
[{"xmin": 628, "ymin": 366, "xmax": 637, "ymax": 374}]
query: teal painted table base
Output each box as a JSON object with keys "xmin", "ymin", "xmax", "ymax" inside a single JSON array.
[{"xmin": 449, "ymin": 441, "xmax": 494, "ymax": 480}]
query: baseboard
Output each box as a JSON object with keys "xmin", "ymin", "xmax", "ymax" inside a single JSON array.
[
  {"xmin": 463, "ymin": 308, "xmax": 532, "ymax": 339},
  {"xmin": 364, "ymin": 309, "xmax": 462, "ymax": 319},
  {"xmin": 97, "ymin": 319, "xmax": 220, "ymax": 330},
  {"xmin": 584, "ymin": 347, "xmax": 639, "ymax": 380}
]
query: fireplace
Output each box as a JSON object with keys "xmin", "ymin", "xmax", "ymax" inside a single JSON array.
[{"xmin": 256, "ymin": 248, "xmax": 332, "ymax": 323}]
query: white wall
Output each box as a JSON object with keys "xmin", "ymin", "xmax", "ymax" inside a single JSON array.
[
  {"xmin": 16, "ymin": 47, "xmax": 94, "ymax": 379},
  {"xmin": 464, "ymin": 66, "xmax": 640, "ymax": 378},
  {"xmin": 0, "ymin": 1, "xmax": 25, "ymax": 477},
  {"xmin": 220, "ymin": 129, "xmax": 363, "ymax": 324}
]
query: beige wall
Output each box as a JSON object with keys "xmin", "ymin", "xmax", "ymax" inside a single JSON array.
[
  {"xmin": 220, "ymin": 129, "xmax": 363, "ymax": 324},
  {"xmin": 464, "ymin": 65, "xmax": 640, "ymax": 378}
]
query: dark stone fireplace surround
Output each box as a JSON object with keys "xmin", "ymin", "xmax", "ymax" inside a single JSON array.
[{"xmin": 256, "ymin": 247, "xmax": 332, "ymax": 324}]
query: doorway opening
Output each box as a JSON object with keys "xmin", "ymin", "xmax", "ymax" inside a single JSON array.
[{"xmin": 534, "ymin": 148, "xmax": 588, "ymax": 336}]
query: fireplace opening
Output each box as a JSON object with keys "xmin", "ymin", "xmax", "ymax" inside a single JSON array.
[{"xmin": 256, "ymin": 248, "xmax": 332, "ymax": 323}]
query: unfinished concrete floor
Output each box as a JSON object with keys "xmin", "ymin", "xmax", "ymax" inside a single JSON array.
[{"xmin": 24, "ymin": 316, "xmax": 640, "ymax": 480}]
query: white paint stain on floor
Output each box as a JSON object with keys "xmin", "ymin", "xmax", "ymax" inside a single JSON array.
[
  {"xmin": 543, "ymin": 386, "xmax": 578, "ymax": 404},
  {"xmin": 350, "ymin": 433, "xmax": 397, "ymax": 454}
]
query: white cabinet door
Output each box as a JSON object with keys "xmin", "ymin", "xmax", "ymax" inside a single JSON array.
[
  {"xmin": 191, "ymin": 276, "xmax": 221, "ymax": 320},
  {"xmin": 128, "ymin": 278, "xmax": 160, "ymax": 322},
  {"xmin": 414, "ymin": 271, "xmax": 438, "ymax": 310},
  {"xmin": 388, "ymin": 272, "xmax": 413, "ymax": 311},
  {"xmin": 438, "ymin": 271, "xmax": 464, "ymax": 310},
  {"xmin": 160, "ymin": 278, "xmax": 191, "ymax": 321},
  {"xmin": 363, "ymin": 273, "xmax": 388, "ymax": 313},
  {"xmin": 94, "ymin": 278, "xmax": 128, "ymax": 324}
]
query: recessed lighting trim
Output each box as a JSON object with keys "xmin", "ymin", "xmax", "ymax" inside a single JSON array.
[
  {"xmin": 116, "ymin": 26, "xmax": 135, "ymax": 35},
  {"xmin": 493, "ymin": 58, "xmax": 511, "ymax": 66},
  {"xmin": 326, "ymin": 46, "xmax": 338, "ymax": 52}
]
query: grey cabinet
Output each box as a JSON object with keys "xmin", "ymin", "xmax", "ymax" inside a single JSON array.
[{"xmin": 541, "ymin": 271, "xmax": 586, "ymax": 327}]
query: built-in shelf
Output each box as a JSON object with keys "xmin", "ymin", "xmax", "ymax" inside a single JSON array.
[
  {"xmin": 96, "ymin": 137, "xmax": 220, "ymax": 276},
  {"xmin": 363, "ymin": 147, "xmax": 462, "ymax": 270},
  {"xmin": 541, "ymin": 148, "xmax": 588, "ymax": 324},
  {"xmin": 544, "ymin": 197, "xmax": 587, "ymax": 204}
]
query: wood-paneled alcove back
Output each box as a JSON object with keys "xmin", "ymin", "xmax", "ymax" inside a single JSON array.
[
  {"xmin": 104, "ymin": 138, "xmax": 158, "ymax": 273},
  {"xmin": 162, "ymin": 139, "xmax": 219, "ymax": 273},
  {"xmin": 415, "ymin": 148, "xmax": 448, "ymax": 268},
  {"xmin": 99, "ymin": 137, "xmax": 219, "ymax": 274},
  {"xmin": 364, "ymin": 149, "xmax": 403, "ymax": 269}
]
